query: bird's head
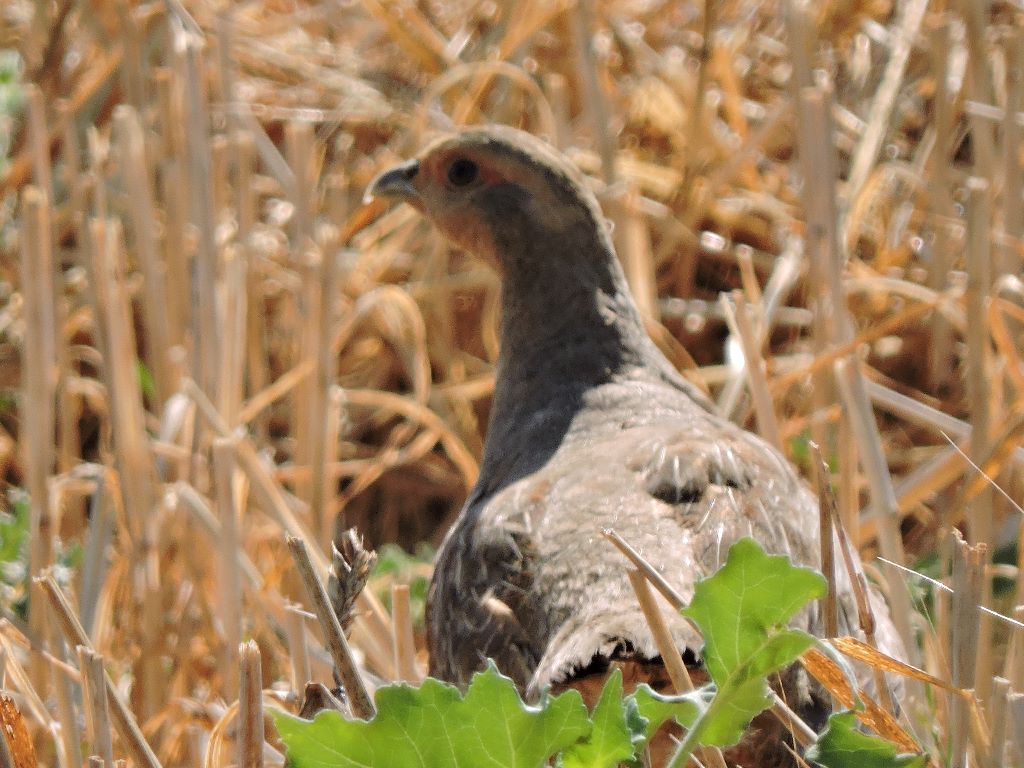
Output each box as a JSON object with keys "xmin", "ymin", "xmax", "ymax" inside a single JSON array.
[{"xmin": 367, "ymin": 126, "xmax": 608, "ymax": 271}]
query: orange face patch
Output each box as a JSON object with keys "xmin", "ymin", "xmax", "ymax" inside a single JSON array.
[
  {"xmin": 432, "ymin": 203, "xmax": 500, "ymax": 268},
  {"xmin": 411, "ymin": 147, "xmax": 506, "ymax": 266}
]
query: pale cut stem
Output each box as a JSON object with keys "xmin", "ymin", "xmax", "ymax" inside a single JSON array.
[
  {"xmin": 87, "ymin": 218, "xmax": 162, "ymax": 719},
  {"xmin": 78, "ymin": 646, "xmax": 114, "ymax": 767},
  {"xmin": 809, "ymin": 443, "xmax": 838, "ymax": 639},
  {"xmin": 287, "ymin": 121, "xmax": 317, "ymax": 509},
  {"xmin": 964, "ymin": 179, "xmax": 996, "ymax": 708},
  {"xmin": 926, "ymin": 15, "xmax": 956, "ymax": 393},
  {"xmin": 1009, "ymin": 693, "xmax": 1024, "ymax": 767},
  {"xmin": 26, "ymin": 84, "xmax": 53, "ymax": 197},
  {"xmin": 37, "ymin": 576, "xmax": 162, "ymax": 768},
  {"xmin": 159, "ymin": 157, "xmax": 189, "ymax": 349},
  {"xmin": 213, "ymin": 438, "xmax": 243, "ymax": 700},
  {"xmin": 991, "ymin": 677, "xmax": 1011, "ymax": 768},
  {"xmin": 626, "ymin": 570, "xmax": 696, "ymax": 694},
  {"xmin": 319, "ymin": 386, "xmax": 344, "ymax": 545},
  {"xmin": 178, "ymin": 23, "xmax": 220, "ymax": 398},
  {"xmin": 717, "ymin": 241, "xmax": 802, "ymax": 421},
  {"xmin": 114, "ymin": 105, "xmax": 174, "ymax": 405},
  {"xmin": 1002, "ymin": 605, "xmax": 1024, "ymax": 690},
  {"xmin": 20, "ymin": 186, "xmax": 56, "ymax": 694},
  {"xmin": 625, "ymin": 572, "xmax": 728, "ymax": 768},
  {"xmin": 284, "ymin": 605, "xmax": 313, "ymax": 693},
  {"xmin": 949, "ymin": 531, "xmax": 985, "ymax": 768},
  {"xmin": 219, "ymin": 242, "xmax": 248, "ymax": 429},
  {"xmin": 837, "ymin": 414, "xmax": 859, "ymax": 550},
  {"xmin": 783, "ymin": 0, "xmax": 813, "ymax": 94},
  {"xmin": 310, "ymin": 179, "xmax": 345, "ymax": 542},
  {"xmin": 48, "ymin": 608, "xmax": 81, "ymax": 768},
  {"xmin": 681, "ymin": 0, "xmax": 715, "ymax": 198},
  {"xmin": 833, "ymin": 359, "xmax": 917, "ymax": 665},
  {"xmin": 237, "ymin": 640, "xmax": 264, "ymax": 768},
  {"xmin": 603, "ymin": 529, "xmax": 687, "ymax": 609},
  {"xmin": 958, "ymin": 0, "xmax": 997, "ymax": 178},
  {"xmin": 391, "ymin": 585, "xmax": 420, "ymax": 683},
  {"xmin": 795, "ymin": 86, "xmax": 841, "ymax": 457},
  {"xmin": 612, "ymin": 188, "xmax": 659, "ymax": 321},
  {"xmin": 964, "ymin": 178, "xmax": 994, "ymax": 536},
  {"xmin": 55, "ymin": 106, "xmax": 81, "ymax": 476}
]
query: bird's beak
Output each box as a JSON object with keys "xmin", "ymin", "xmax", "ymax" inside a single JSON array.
[{"xmin": 364, "ymin": 159, "xmax": 421, "ymax": 205}]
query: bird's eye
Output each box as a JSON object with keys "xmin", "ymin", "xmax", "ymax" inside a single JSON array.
[{"xmin": 447, "ymin": 158, "xmax": 478, "ymax": 187}]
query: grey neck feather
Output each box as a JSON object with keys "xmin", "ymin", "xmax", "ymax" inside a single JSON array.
[{"xmin": 473, "ymin": 211, "xmax": 673, "ymax": 496}]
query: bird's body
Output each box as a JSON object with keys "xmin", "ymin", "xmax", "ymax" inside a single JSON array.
[
  {"xmin": 369, "ymin": 126, "xmax": 902, "ymax": 764},
  {"xmin": 430, "ymin": 374, "xmax": 824, "ymax": 694}
]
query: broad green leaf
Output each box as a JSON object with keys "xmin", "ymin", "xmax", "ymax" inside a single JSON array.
[
  {"xmin": 679, "ymin": 538, "xmax": 826, "ymax": 748},
  {"xmin": 700, "ymin": 632, "xmax": 819, "ymax": 746},
  {"xmin": 273, "ymin": 662, "xmax": 590, "ymax": 768},
  {"xmin": 559, "ymin": 670, "xmax": 639, "ymax": 768},
  {"xmin": 806, "ymin": 712, "xmax": 927, "ymax": 768},
  {"xmin": 683, "ymin": 538, "xmax": 827, "ymax": 682},
  {"xmin": 463, "ymin": 663, "xmax": 590, "ymax": 765},
  {"xmin": 630, "ymin": 684, "xmax": 705, "ymax": 742}
]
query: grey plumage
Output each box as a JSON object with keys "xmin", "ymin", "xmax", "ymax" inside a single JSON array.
[{"xmin": 369, "ymin": 125, "xmax": 904, "ymax": 761}]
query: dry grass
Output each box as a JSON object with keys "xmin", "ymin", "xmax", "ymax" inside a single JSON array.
[{"xmin": 0, "ymin": 0, "xmax": 1022, "ymax": 765}]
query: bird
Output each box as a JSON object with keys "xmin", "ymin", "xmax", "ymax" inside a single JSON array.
[{"xmin": 368, "ymin": 125, "xmax": 903, "ymax": 765}]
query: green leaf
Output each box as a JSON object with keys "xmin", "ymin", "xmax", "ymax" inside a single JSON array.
[
  {"xmin": 372, "ymin": 543, "xmax": 434, "ymax": 630},
  {"xmin": 630, "ymin": 684, "xmax": 705, "ymax": 742},
  {"xmin": 684, "ymin": 538, "xmax": 826, "ymax": 683},
  {"xmin": 0, "ymin": 493, "xmax": 29, "ymax": 564},
  {"xmin": 560, "ymin": 669, "xmax": 639, "ymax": 768},
  {"xmin": 135, "ymin": 359, "xmax": 155, "ymax": 402},
  {"xmin": 806, "ymin": 712, "xmax": 927, "ymax": 768},
  {"xmin": 272, "ymin": 661, "xmax": 591, "ymax": 768},
  {"xmin": 677, "ymin": 538, "xmax": 827, "ymax": 749},
  {"xmin": 0, "ymin": 492, "xmax": 30, "ymax": 619}
]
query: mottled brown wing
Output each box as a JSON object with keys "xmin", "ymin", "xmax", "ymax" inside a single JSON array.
[{"xmin": 427, "ymin": 511, "xmax": 547, "ymax": 691}]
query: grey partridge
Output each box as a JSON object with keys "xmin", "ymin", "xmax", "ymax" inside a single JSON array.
[{"xmin": 368, "ymin": 126, "xmax": 903, "ymax": 765}]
